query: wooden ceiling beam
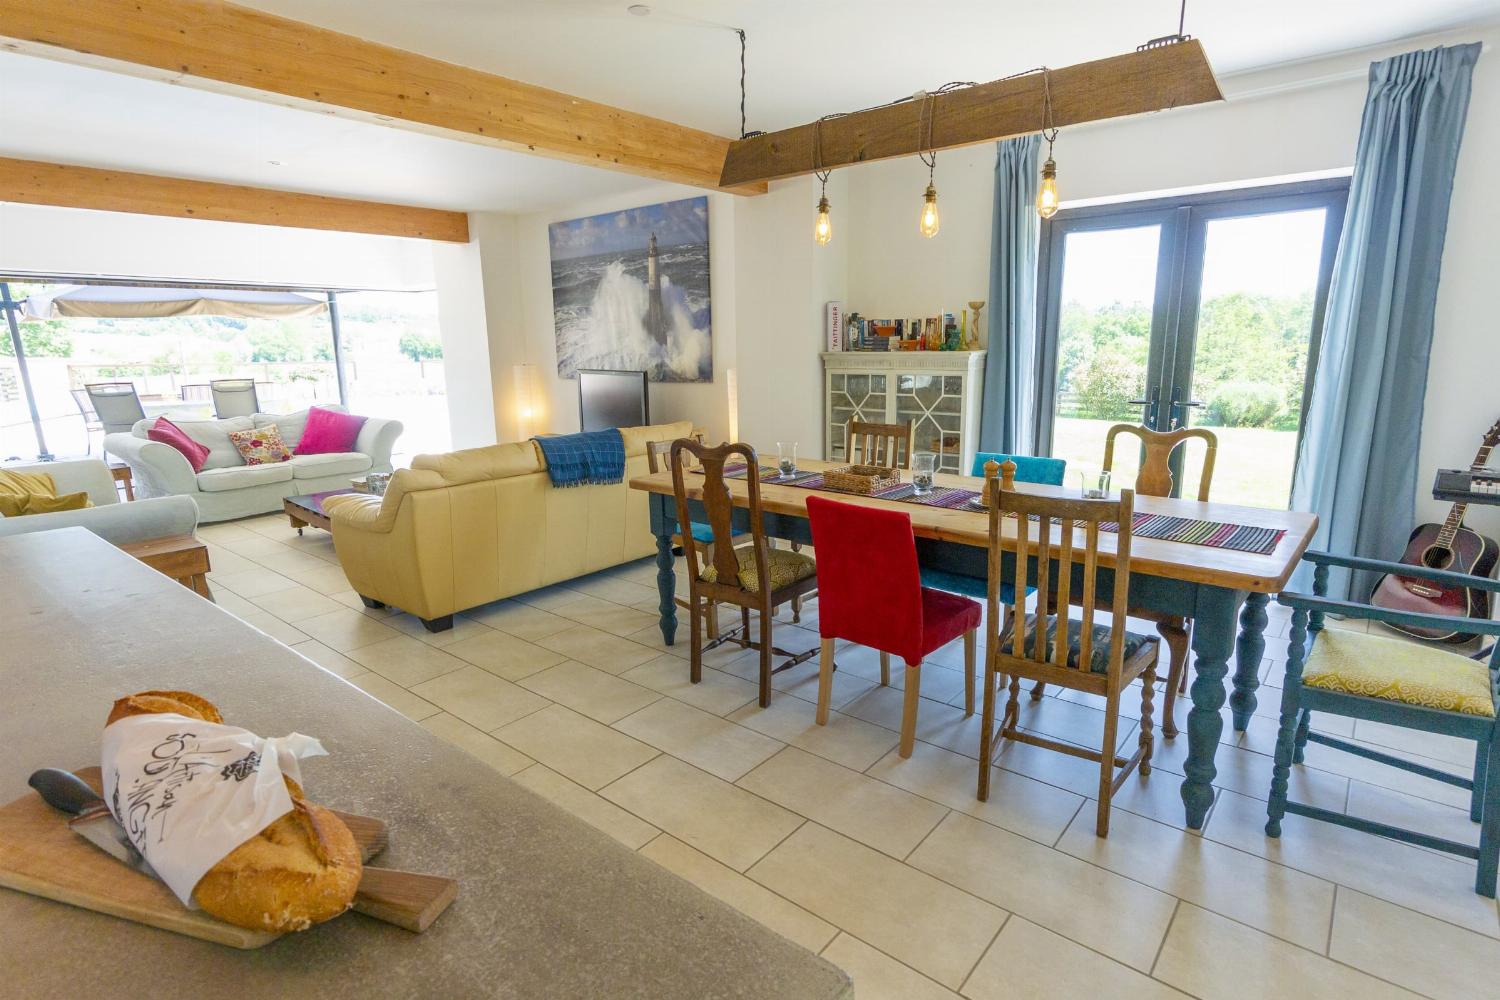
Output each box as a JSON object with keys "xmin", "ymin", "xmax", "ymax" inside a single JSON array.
[
  {"xmin": 0, "ymin": 0, "xmax": 765, "ymax": 195},
  {"xmin": 0, "ymin": 157, "xmax": 472, "ymax": 242},
  {"xmin": 720, "ymin": 41, "xmax": 1223, "ymax": 187}
]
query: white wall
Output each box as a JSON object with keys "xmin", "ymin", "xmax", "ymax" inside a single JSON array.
[
  {"xmin": 0, "ymin": 203, "xmax": 435, "ymax": 290},
  {"xmin": 430, "ymin": 238, "xmax": 496, "ymax": 448}
]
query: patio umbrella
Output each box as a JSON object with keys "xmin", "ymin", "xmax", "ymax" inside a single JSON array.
[{"xmin": 20, "ymin": 284, "xmax": 328, "ymax": 319}]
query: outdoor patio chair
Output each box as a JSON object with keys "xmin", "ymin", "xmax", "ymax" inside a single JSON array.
[
  {"xmin": 70, "ymin": 388, "xmax": 104, "ymax": 454},
  {"xmin": 84, "ymin": 382, "xmax": 146, "ymax": 435},
  {"xmin": 210, "ymin": 378, "xmax": 260, "ymax": 418}
]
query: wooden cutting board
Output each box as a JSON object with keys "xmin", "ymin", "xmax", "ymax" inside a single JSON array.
[{"xmin": 0, "ymin": 768, "xmax": 387, "ymax": 949}]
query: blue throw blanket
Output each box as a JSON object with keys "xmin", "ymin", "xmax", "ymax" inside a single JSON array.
[{"xmin": 534, "ymin": 429, "xmax": 626, "ymax": 487}]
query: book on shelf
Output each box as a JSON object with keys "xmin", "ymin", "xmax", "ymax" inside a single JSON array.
[{"xmin": 825, "ymin": 301, "xmax": 844, "ymax": 352}]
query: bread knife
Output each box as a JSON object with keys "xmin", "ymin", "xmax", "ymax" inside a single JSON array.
[{"xmin": 28, "ymin": 767, "xmax": 158, "ymax": 878}]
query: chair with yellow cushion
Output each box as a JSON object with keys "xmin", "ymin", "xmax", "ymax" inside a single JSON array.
[
  {"xmin": 668, "ymin": 438, "xmax": 818, "ymax": 708},
  {"xmin": 1266, "ymin": 549, "xmax": 1500, "ymax": 897}
]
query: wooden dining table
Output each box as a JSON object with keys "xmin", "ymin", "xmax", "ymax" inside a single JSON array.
[{"xmin": 629, "ymin": 458, "xmax": 1318, "ymax": 830}]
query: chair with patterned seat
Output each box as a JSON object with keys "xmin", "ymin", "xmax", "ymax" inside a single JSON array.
[
  {"xmin": 669, "ymin": 438, "xmax": 819, "ymax": 708},
  {"xmin": 1266, "ymin": 550, "xmax": 1500, "ymax": 896},
  {"xmin": 978, "ymin": 475, "xmax": 1160, "ymax": 836},
  {"xmin": 806, "ymin": 495, "xmax": 981, "ymax": 757}
]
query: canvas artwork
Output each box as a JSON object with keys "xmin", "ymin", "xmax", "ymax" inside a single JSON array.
[{"xmin": 549, "ymin": 196, "xmax": 712, "ymax": 383}]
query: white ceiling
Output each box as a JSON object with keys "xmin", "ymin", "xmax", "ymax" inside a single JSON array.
[{"xmin": 3, "ymin": 0, "xmax": 1498, "ymax": 213}]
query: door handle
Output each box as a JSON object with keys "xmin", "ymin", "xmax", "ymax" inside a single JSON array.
[
  {"xmin": 1126, "ymin": 387, "xmax": 1160, "ymax": 427},
  {"xmin": 1167, "ymin": 390, "xmax": 1203, "ymax": 430}
]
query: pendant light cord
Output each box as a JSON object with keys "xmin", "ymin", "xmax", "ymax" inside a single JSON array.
[
  {"xmin": 737, "ymin": 28, "xmax": 748, "ymax": 139},
  {"xmin": 917, "ymin": 92, "xmax": 938, "ymax": 182},
  {"xmin": 1041, "ymin": 70, "xmax": 1058, "ymax": 157}
]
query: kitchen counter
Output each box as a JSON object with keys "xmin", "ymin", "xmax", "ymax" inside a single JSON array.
[{"xmin": 0, "ymin": 528, "xmax": 852, "ymax": 999}]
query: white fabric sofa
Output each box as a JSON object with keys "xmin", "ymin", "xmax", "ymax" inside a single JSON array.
[
  {"xmin": 104, "ymin": 406, "xmax": 402, "ymax": 522},
  {"xmin": 0, "ymin": 459, "xmax": 199, "ymax": 544}
]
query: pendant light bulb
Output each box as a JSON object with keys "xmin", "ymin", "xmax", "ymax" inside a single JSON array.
[
  {"xmin": 919, "ymin": 183, "xmax": 940, "ymax": 238},
  {"xmin": 814, "ymin": 194, "xmax": 832, "ymax": 246},
  {"xmin": 1037, "ymin": 156, "xmax": 1060, "ymax": 219}
]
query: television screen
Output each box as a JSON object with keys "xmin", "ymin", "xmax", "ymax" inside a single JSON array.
[{"xmin": 578, "ymin": 369, "xmax": 649, "ymax": 432}]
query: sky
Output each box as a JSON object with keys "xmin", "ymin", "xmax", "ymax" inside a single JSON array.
[
  {"xmin": 548, "ymin": 196, "xmax": 710, "ymax": 261},
  {"xmin": 1060, "ymin": 208, "xmax": 1328, "ymax": 309}
]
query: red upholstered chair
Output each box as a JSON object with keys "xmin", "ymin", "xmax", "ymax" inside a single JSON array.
[{"xmin": 806, "ymin": 495, "xmax": 982, "ymax": 757}]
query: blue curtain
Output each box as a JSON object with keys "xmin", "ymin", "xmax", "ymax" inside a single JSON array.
[
  {"xmin": 1291, "ymin": 43, "xmax": 1481, "ymax": 598},
  {"xmin": 978, "ymin": 135, "xmax": 1042, "ymax": 455}
]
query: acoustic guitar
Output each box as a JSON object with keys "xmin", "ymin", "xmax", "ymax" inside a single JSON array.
[{"xmin": 1371, "ymin": 417, "xmax": 1500, "ymax": 642}]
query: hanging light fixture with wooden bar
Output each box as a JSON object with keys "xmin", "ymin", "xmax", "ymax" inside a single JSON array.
[
  {"xmin": 717, "ymin": 5, "xmax": 1220, "ymax": 190},
  {"xmin": 917, "ymin": 91, "xmax": 940, "ymax": 238},
  {"xmin": 1036, "ymin": 70, "xmax": 1061, "ymax": 219}
]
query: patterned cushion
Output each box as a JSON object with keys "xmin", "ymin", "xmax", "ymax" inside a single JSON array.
[
  {"xmin": 228, "ymin": 423, "xmax": 293, "ymax": 466},
  {"xmin": 1302, "ymin": 629, "xmax": 1496, "ymax": 718},
  {"xmin": 700, "ymin": 545, "xmax": 816, "ymax": 593},
  {"xmin": 1000, "ymin": 614, "xmax": 1156, "ymax": 674}
]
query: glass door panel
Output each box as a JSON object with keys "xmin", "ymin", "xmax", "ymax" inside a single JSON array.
[
  {"xmin": 1049, "ymin": 225, "xmax": 1161, "ymax": 490},
  {"xmin": 1179, "ymin": 209, "xmax": 1330, "ymax": 507}
]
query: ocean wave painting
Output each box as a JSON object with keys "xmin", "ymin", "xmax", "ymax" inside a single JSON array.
[{"xmin": 549, "ymin": 196, "xmax": 712, "ymax": 383}]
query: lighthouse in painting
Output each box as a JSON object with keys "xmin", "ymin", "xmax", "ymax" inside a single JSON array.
[{"xmin": 645, "ymin": 232, "xmax": 667, "ymax": 346}]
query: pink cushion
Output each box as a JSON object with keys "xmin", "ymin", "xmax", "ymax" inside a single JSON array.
[
  {"xmin": 295, "ymin": 407, "xmax": 367, "ymax": 456},
  {"xmin": 147, "ymin": 416, "xmax": 210, "ymax": 473}
]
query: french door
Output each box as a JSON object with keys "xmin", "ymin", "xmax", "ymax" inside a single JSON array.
[{"xmin": 1036, "ymin": 179, "xmax": 1348, "ymax": 508}]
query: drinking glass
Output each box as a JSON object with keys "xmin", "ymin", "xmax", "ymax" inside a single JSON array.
[
  {"xmin": 777, "ymin": 441, "xmax": 798, "ymax": 479},
  {"xmin": 1078, "ymin": 469, "xmax": 1112, "ymax": 499},
  {"xmin": 912, "ymin": 452, "xmax": 936, "ymax": 495}
]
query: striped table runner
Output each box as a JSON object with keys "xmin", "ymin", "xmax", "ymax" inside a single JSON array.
[{"xmin": 702, "ymin": 466, "xmax": 1285, "ymax": 555}]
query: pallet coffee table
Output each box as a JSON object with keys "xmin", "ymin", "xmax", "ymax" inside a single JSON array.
[{"xmin": 283, "ymin": 489, "xmax": 361, "ymax": 534}]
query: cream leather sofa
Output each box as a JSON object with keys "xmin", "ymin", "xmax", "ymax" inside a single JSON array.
[{"xmin": 325, "ymin": 421, "xmax": 692, "ymax": 630}]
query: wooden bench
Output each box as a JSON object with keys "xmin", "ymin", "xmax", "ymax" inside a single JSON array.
[{"xmin": 118, "ymin": 533, "xmax": 212, "ymax": 599}]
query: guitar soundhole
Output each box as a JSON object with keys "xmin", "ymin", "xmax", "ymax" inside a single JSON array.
[{"xmin": 1420, "ymin": 545, "xmax": 1455, "ymax": 571}]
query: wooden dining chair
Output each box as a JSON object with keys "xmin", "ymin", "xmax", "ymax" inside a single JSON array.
[
  {"xmin": 1267, "ymin": 550, "xmax": 1500, "ymax": 896},
  {"xmin": 807, "ymin": 495, "xmax": 981, "ymax": 756},
  {"xmin": 670, "ymin": 439, "xmax": 819, "ymax": 707},
  {"xmin": 846, "ymin": 418, "xmax": 914, "ymax": 470},
  {"xmin": 978, "ymin": 476, "xmax": 1161, "ymax": 836}
]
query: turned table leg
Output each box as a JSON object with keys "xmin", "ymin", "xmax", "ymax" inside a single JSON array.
[
  {"xmin": 1181, "ymin": 586, "xmax": 1238, "ymax": 830},
  {"xmin": 1231, "ymin": 591, "xmax": 1269, "ymax": 732}
]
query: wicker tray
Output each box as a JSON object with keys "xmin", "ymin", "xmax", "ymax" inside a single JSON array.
[{"xmin": 823, "ymin": 464, "xmax": 900, "ymax": 494}]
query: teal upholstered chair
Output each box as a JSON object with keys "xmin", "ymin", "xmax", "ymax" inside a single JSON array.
[
  {"xmin": 1266, "ymin": 550, "xmax": 1500, "ymax": 896},
  {"xmin": 918, "ymin": 453, "xmax": 1067, "ymax": 601}
]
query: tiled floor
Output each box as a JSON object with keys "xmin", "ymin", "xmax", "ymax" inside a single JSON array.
[{"xmin": 197, "ymin": 512, "xmax": 1500, "ymax": 999}]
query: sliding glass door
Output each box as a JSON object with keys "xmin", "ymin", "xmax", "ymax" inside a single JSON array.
[{"xmin": 1036, "ymin": 179, "xmax": 1347, "ymax": 508}]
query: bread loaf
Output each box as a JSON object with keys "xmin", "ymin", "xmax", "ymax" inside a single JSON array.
[{"xmin": 105, "ymin": 690, "xmax": 362, "ymax": 932}]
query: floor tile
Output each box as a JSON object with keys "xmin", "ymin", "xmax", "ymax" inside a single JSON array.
[
  {"xmin": 552, "ymin": 596, "xmax": 659, "ymax": 637},
  {"xmin": 909, "ymin": 812, "xmax": 1176, "ymax": 971},
  {"xmin": 212, "ymin": 567, "xmax": 301, "ymax": 598},
  {"xmin": 511, "ymin": 764, "xmax": 659, "ymax": 849},
  {"xmin": 867, "ymin": 742, "xmax": 1084, "ymax": 847},
  {"xmin": 739, "ymin": 747, "xmax": 949, "ymax": 859},
  {"xmin": 1205, "ymin": 789, "xmax": 1498, "ymax": 938},
  {"xmin": 1345, "ymin": 779, "xmax": 1480, "ymax": 849},
  {"xmin": 1329, "ymin": 887, "xmax": 1500, "ymax": 1000},
  {"xmin": 1154, "ymin": 903, "xmax": 1418, "ymax": 999},
  {"xmin": 245, "ymin": 583, "xmax": 346, "ymax": 624},
  {"xmin": 841, "ymin": 686, "xmax": 986, "ymax": 759},
  {"xmin": 538, "ymin": 624, "xmax": 659, "ymax": 673},
  {"xmin": 295, "ymin": 607, "xmax": 402, "ymax": 652},
  {"xmin": 384, "ymin": 612, "xmax": 493, "ymax": 648},
  {"xmin": 464, "ymin": 599, "xmax": 574, "ymax": 641},
  {"xmin": 962, "ymin": 916, "xmax": 1188, "ymax": 1000},
  {"xmin": 820, "ymin": 933, "xmax": 961, "ymax": 1000},
  {"xmin": 443, "ymin": 629, "xmax": 568, "ymax": 681},
  {"xmin": 613, "ymin": 697, "xmax": 784, "ymax": 782},
  {"xmin": 1352, "ymin": 719, "xmax": 1476, "ymax": 768},
  {"xmin": 420, "ymin": 712, "xmax": 533, "ymax": 775},
  {"xmin": 517, "ymin": 660, "xmax": 660, "ymax": 724},
  {"xmin": 727, "ymin": 697, "xmax": 900, "ymax": 772},
  {"xmin": 410, "ymin": 665, "xmax": 552, "ymax": 731},
  {"xmin": 344, "ymin": 671, "xmax": 440, "ymax": 722},
  {"xmin": 621, "ymin": 654, "xmax": 760, "ymax": 717},
  {"xmin": 234, "ymin": 610, "xmax": 310, "ymax": 647},
  {"xmin": 601, "ymin": 755, "xmax": 802, "ymax": 872},
  {"xmin": 641, "ymin": 835, "xmax": 838, "ymax": 954},
  {"xmin": 748, "ymin": 823, "xmax": 1006, "ymax": 989},
  {"xmin": 289, "ymin": 638, "xmax": 365, "ymax": 679},
  {"xmin": 495, "ymin": 703, "xmax": 657, "ymax": 790},
  {"xmin": 346, "ymin": 635, "xmax": 468, "ymax": 687},
  {"xmin": 1057, "ymin": 800, "xmax": 1336, "ymax": 951},
  {"xmin": 206, "ymin": 586, "xmax": 260, "ymax": 618}
]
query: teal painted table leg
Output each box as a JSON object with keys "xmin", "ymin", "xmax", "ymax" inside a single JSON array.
[
  {"xmin": 649, "ymin": 496, "xmax": 678, "ymax": 646},
  {"xmin": 1182, "ymin": 586, "xmax": 1239, "ymax": 829},
  {"xmin": 1231, "ymin": 592, "xmax": 1269, "ymax": 731}
]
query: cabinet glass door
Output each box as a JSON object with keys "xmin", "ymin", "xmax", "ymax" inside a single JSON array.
[
  {"xmin": 897, "ymin": 373, "xmax": 965, "ymax": 473},
  {"xmin": 828, "ymin": 373, "xmax": 887, "ymax": 461}
]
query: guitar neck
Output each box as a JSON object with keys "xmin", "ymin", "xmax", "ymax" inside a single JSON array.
[{"xmin": 1437, "ymin": 442, "xmax": 1493, "ymax": 547}]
